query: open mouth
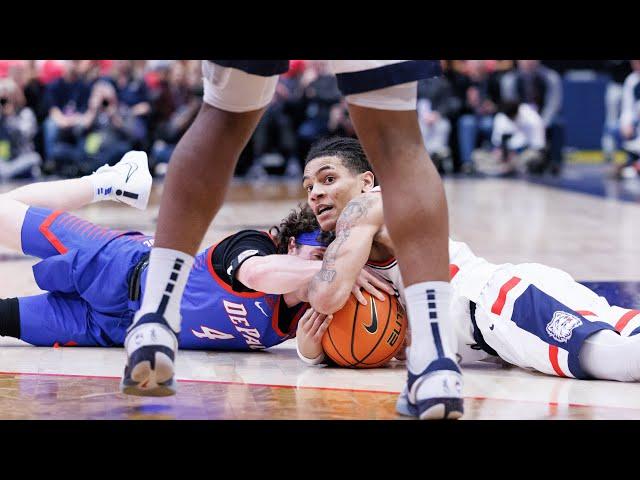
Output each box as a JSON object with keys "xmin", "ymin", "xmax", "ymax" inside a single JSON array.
[{"xmin": 317, "ymin": 205, "xmax": 333, "ymax": 217}]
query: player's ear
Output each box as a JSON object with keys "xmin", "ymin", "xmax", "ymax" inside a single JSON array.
[
  {"xmin": 361, "ymin": 171, "xmax": 375, "ymax": 192},
  {"xmin": 287, "ymin": 236, "xmax": 297, "ymax": 255}
]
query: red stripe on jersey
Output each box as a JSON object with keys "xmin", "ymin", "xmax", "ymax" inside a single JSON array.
[
  {"xmin": 367, "ymin": 257, "xmax": 396, "ymax": 268},
  {"xmin": 615, "ymin": 310, "xmax": 640, "ymax": 332},
  {"xmin": 38, "ymin": 210, "xmax": 68, "ymax": 254},
  {"xmin": 548, "ymin": 345, "xmax": 567, "ymax": 378},
  {"xmin": 449, "ymin": 264, "xmax": 460, "ymax": 280},
  {"xmin": 490, "ymin": 277, "xmax": 522, "ymax": 315},
  {"xmin": 575, "ymin": 310, "xmax": 596, "ymax": 316}
]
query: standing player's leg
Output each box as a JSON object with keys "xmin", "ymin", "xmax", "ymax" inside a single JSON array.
[
  {"xmin": 122, "ymin": 61, "xmax": 283, "ymax": 396},
  {"xmin": 333, "ymin": 61, "xmax": 461, "ymax": 419}
]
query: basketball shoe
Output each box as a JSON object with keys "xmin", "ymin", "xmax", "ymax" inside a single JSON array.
[
  {"xmin": 92, "ymin": 151, "xmax": 152, "ymax": 210},
  {"xmin": 396, "ymin": 357, "xmax": 464, "ymax": 420},
  {"xmin": 120, "ymin": 313, "xmax": 178, "ymax": 397}
]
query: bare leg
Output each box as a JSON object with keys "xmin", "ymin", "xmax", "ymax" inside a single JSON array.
[
  {"xmin": 154, "ymin": 103, "xmax": 266, "ymax": 255},
  {"xmin": 346, "ymin": 106, "xmax": 450, "ymax": 285},
  {"xmin": 120, "ymin": 103, "xmax": 267, "ymax": 397},
  {"xmin": 4, "ymin": 178, "xmax": 93, "ymax": 211},
  {"xmin": 348, "ymin": 104, "xmax": 461, "ymax": 420},
  {"xmin": 0, "ymin": 197, "xmax": 28, "ymax": 253},
  {"xmin": 0, "ymin": 177, "xmax": 96, "ymax": 252}
]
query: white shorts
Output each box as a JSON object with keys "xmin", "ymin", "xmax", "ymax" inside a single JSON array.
[
  {"xmin": 201, "ymin": 60, "xmax": 442, "ymax": 112},
  {"xmin": 460, "ymin": 263, "xmax": 637, "ymax": 379}
]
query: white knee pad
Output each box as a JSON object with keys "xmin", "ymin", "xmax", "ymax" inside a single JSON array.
[
  {"xmin": 201, "ymin": 60, "xmax": 279, "ymax": 113},
  {"xmin": 345, "ymin": 81, "xmax": 419, "ymax": 111}
]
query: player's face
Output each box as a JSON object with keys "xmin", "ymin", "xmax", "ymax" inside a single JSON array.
[
  {"xmin": 293, "ymin": 244, "xmax": 326, "ymax": 261},
  {"xmin": 302, "ymin": 156, "xmax": 366, "ymax": 231}
]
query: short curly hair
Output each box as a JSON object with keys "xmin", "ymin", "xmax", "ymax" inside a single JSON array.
[
  {"xmin": 270, "ymin": 204, "xmax": 335, "ymax": 254},
  {"xmin": 304, "ymin": 136, "xmax": 377, "ymax": 185}
]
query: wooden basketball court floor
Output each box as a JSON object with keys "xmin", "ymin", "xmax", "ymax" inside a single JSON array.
[{"xmin": 1, "ymin": 175, "xmax": 640, "ymax": 420}]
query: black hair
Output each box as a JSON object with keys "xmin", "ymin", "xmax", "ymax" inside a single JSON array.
[
  {"xmin": 269, "ymin": 203, "xmax": 335, "ymax": 254},
  {"xmin": 499, "ymin": 100, "xmax": 520, "ymax": 120},
  {"xmin": 304, "ymin": 136, "xmax": 377, "ymax": 184}
]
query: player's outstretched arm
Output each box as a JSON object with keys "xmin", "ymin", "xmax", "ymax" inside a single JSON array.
[
  {"xmin": 237, "ymin": 255, "xmax": 323, "ymax": 295},
  {"xmin": 308, "ymin": 194, "xmax": 383, "ymax": 315},
  {"xmin": 237, "ymin": 252, "xmax": 394, "ymax": 303}
]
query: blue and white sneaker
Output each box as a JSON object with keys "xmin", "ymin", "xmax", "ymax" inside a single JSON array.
[
  {"xmin": 120, "ymin": 313, "xmax": 178, "ymax": 397},
  {"xmin": 94, "ymin": 150, "xmax": 152, "ymax": 210},
  {"xmin": 396, "ymin": 358, "xmax": 464, "ymax": 420}
]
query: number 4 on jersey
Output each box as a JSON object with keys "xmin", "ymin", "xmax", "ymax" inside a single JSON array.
[{"xmin": 191, "ymin": 326, "xmax": 235, "ymax": 341}]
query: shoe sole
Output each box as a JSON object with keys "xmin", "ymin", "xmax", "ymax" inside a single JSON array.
[
  {"xmin": 396, "ymin": 397, "xmax": 463, "ymax": 420},
  {"xmin": 120, "ymin": 350, "xmax": 177, "ymax": 397},
  {"xmin": 419, "ymin": 398, "xmax": 464, "ymax": 420}
]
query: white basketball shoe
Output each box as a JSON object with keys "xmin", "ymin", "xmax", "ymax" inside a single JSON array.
[
  {"xmin": 120, "ymin": 313, "xmax": 178, "ymax": 397},
  {"xmin": 396, "ymin": 357, "xmax": 464, "ymax": 420},
  {"xmin": 93, "ymin": 151, "xmax": 152, "ymax": 210}
]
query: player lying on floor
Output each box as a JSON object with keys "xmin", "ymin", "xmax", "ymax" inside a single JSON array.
[
  {"xmin": 294, "ymin": 136, "xmax": 640, "ymax": 415},
  {"xmin": 0, "ymin": 151, "xmax": 394, "ymax": 390}
]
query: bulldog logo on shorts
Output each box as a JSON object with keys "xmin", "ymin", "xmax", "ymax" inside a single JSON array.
[{"xmin": 546, "ymin": 311, "xmax": 583, "ymax": 343}]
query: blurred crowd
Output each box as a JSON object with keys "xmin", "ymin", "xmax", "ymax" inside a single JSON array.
[{"xmin": 0, "ymin": 59, "xmax": 639, "ymax": 182}]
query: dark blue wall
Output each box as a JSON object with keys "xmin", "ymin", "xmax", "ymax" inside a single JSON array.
[{"xmin": 562, "ymin": 72, "xmax": 609, "ymax": 150}]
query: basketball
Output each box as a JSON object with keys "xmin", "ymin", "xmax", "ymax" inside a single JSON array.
[{"xmin": 321, "ymin": 291, "xmax": 407, "ymax": 368}]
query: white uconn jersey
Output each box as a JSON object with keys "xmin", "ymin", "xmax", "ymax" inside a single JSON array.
[
  {"xmin": 365, "ymin": 237, "xmax": 500, "ymax": 363},
  {"xmin": 365, "ymin": 187, "xmax": 497, "ymax": 307},
  {"xmin": 365, "ymin": 237, "xmax": 499, "ymax": 305}
]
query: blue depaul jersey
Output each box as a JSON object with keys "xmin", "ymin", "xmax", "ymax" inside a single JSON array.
[{"xmin": 140, "ymin": 235, "xmax": 308, "ymax": 351}]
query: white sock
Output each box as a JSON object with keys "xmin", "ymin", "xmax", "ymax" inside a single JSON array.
[
  {"xmin": 86, "ymin": 171, "xmax": 117, "ymax": 203},
  {"xmin": 579, "ymin": 330, "xmax": 640, "ymax": 382},
  {"xmin": 404, "ymin": 281, "xmax": 456, "ymax": 373},
  {"xmin": 134, "ymin": 247, "xmax": 194, "ymax": 332}
]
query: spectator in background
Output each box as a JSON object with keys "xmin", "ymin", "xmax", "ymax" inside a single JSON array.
[
  {"xmin": 105, "ymin": 60, "xmax": 151, "ymax": 148},
  {"xmin": 501, "ymin": 60, "xmax": 564, "ymax": 175},
  {"xmin": 417, "ymin": 97, "xmax": 451, "ymax": 173},
  {"xmin": 471, "ymin": 100, "xmax": 546, "ymax": 176},
  {"xmin": 602, "ymin": 61, "xmax": 632, "ymax": 163},
  {"xmin": 616, "ymin": 60, "xmax": 640, "ymax": 179},
  {"xmin": 417, "ymin": 64, "xmax": 462, "ymax": 173},
  {"xmin": 150, "ymin": 61, "xmax": 202, "ymax": 176},
  {"xmin": 42, "ymin": 60, "xmax": 96, "ymax": 172},
  {"xmin": 47, "ymin": 80, "xmax": 140, "ymax": 177},
  {"xmin": 327, "ymin": 99, "xmax": 356, "ymax": 138},
  {"xmin": 37, "ymin": 60, "xmax": 66, "ymax": 85},
  {"xmin": 9, "ymin": 61, "xmax": 47, "ymax": 121},
  {"xmin": 6, "ymin": 61, "xmax": 47, "ymax": 158},
  {"xmin": 296, "ymin": 61, "xmax": 341, "ymax": 162},
  {"xmin": 240, "ymin": 61, "xmax": 308, "ymax": 179},
  {"xmin": 249, "ymin": 74, "xmax": 300, "ymax": 177},
  {"xmin": 0, "ymin": 79, "xmax": 42, "ymax": 181},
  {"xmin": 456, "ymin": 60, "xmax": 509, "ymax": 172}
]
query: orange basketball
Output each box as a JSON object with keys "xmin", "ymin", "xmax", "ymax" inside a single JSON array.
[{"xmin": 321, "ymin": 291, "xmax": 407, "ymax": 368}]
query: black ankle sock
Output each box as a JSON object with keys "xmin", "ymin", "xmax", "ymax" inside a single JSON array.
[{"xmin": 0, "ymin": 298, "xmax": 20, "ymax": 339}]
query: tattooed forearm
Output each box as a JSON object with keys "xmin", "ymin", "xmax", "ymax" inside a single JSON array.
[{"xmin": 311, "ymin": 195, "xmax": 375, "ymax": 286}]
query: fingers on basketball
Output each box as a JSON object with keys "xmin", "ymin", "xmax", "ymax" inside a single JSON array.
[{"xmin": 321, "ymin": 290, "xmax": 407, "ymax": 368}]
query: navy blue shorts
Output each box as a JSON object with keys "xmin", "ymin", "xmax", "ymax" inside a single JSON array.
[{"xmin": 209, "ymin": 59, "xmax": 442, "ymax": 95}]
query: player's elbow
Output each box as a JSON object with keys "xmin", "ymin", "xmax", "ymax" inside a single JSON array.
[
  {"xmin": 310, "ymin": 285, "xmax": 350, "ymax": 315},
  {"xmin": 236, "ymin": 258, "xmax": 269, "ymax": 291}
]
